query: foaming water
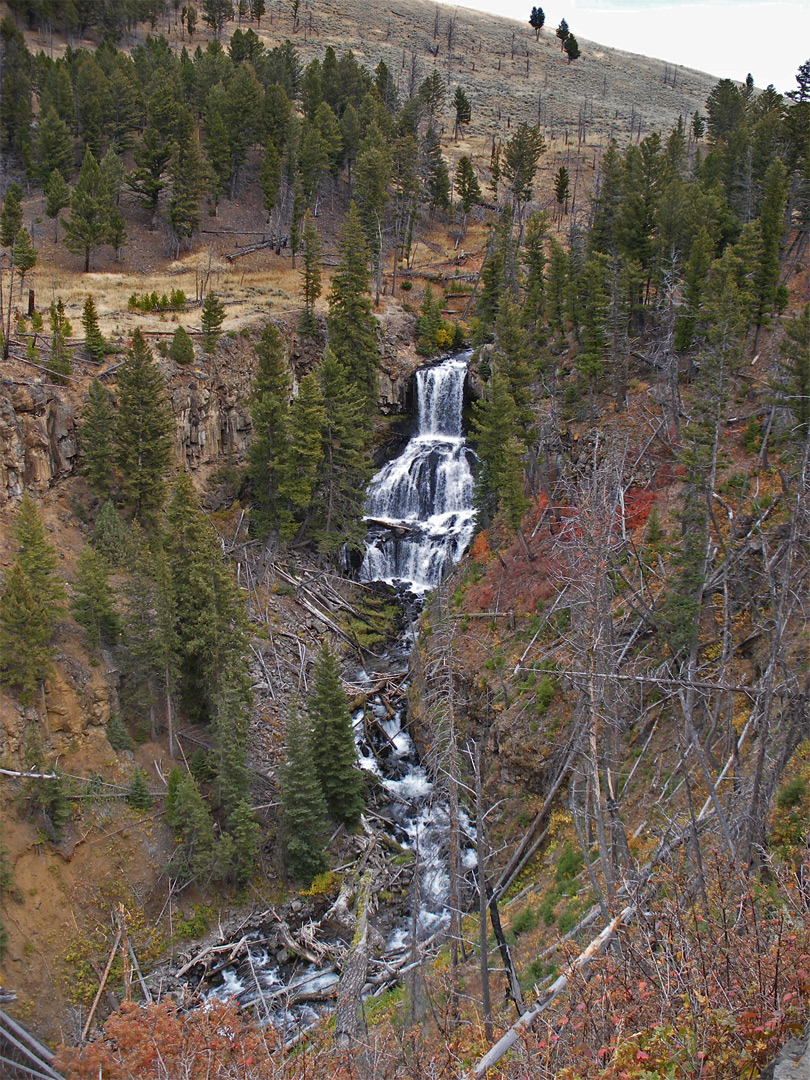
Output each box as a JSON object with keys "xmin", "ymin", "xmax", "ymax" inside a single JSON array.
[{"xmin": 360, "ymin": 353, "xmax": 476, "ymax": 593}]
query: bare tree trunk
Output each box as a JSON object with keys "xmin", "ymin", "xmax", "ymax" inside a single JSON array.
[{"xmin": 473, "ymin": 742, "xmax": 493, "ymax": 1041}]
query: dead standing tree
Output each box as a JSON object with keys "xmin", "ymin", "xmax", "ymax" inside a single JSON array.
[
  {"xmin": 549, "ymin": 439, "xmax": 634, "ymax": 899},
  {"xmin": 422, "ymin": 586, "xmax": 463, "ymax": 1028}
]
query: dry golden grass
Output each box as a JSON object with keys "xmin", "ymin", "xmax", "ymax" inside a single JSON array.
[{"xmin": 7, "ymin": 0, "xmax": 722, "ymax": 343}]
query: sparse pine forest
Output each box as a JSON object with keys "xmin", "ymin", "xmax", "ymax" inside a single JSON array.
[{"xmin": 1, "ymin": 0, "xmax": 810, "ymax": 1077}]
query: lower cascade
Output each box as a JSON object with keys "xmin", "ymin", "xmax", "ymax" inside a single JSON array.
[{"xmin": 360, "ymin": 351, "xmax": 477, "ymax": 594}]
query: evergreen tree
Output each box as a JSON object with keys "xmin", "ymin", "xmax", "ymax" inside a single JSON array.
[
  {"xmin": 309, "ymin": 645, "xmax": 365, "ymax": 825},
  {"xmin": 502, "ymin": 122, "xmax": 546, "ymax": 212},
  {"xmin": 82, "ymin": 294, "xmax": 107, "ymax": 362},
  {"xmin": 168, "ymin": 772, "xmax": 217, "ymax": 882},
  {"xmin": 127, "ymin": 769, "xmax": 153, "ymax": 810},
  {"xmin": 80, "ymin": 378, "xmax": 116, "ymax": 498},
  {"xmin": 259, "ymin": 139, "xmax": 281, "ymax": 217},
  {"xmin": 546, "ymin": 239, "xmax": 569, "ymax": 337},
  {"xmin": 202, "ymin": 0, "xmax": 235, "ymax": 36},
  {"xmin": 10, "ymin": 230, "xmax": 36, "ymax": 343},
  {"xmin": 674, "ymin": 226, "xmax": 714, "ymax": 352},
  {"xmin": 0, "ymin": 562, "xmax": 57, "ymax": 702},
  {"xmin": 35, "ymin": 106, "xmax": 73, "ymax": 182},
  {"xmin": 0, "ymin": 494, "xmax": 65, "ymax": 701},
  {"xmin": 327, "ymin": 202, "xmax": 380, "ymax": 411},
  {"xmin": 577, "ymin": 252, "xmax": 610, "ymax": 394},
  {"xmin": 523, "ymin": 211, "xmax": 548, "ymax": 333},
  {"xmin": 421, "ymin": 124, "xmax": 451, "ymax": 213},
  {"xmin": 45, "ymin": 170, "xmax": 71, "ymax": 242},
  {"xmin": 564, "ymin": 34, "xmax": 580, "ymax": 62},
  {"xmin": 93, "ymin": 500, "xmax": 130, "ymax": 566},
  {"xmin": 100, "ymin": 149, "xmax": 126, "ymax": 207},
  {"xmin": 248, "ymin": 322, "xmax": 291, "ymax": 537},
  {"xmin": 355, "ymin": 121, "xmax": 393, "ymax": 300},
  {"xmin": 223, "ymin": 797, "xmax": 261, "ymax": 886},
  {"xmin": 416, "ymin": 286, "xmax": 444, "ymax": 355},
  {"xmin": 419, "ymin": 69, "xmax": 446, "ymax": 118},
  {"xmin": 299, "ymin": 209, "xmax": 322, "ymax": 332},
  {"xmin": 554, "ymin": 165, "xmax": 570, "ymax": 215},
  {"xmin": 752, "ymin": 158, "xmax": 788, "ymax": 348},
  {"xmin": 0, "ymin": 183, "xmax": 22, "ymax": 247},
  {"xmin": 0, "ymin": 19, "xmax": 33, "ymax": 166},
  {"xmin": 475, "ymin": 207, "xmax": 513, "ymax": 339},
  {"xmin": 128, "ymin": 127, "xmax": 172, "ymax": 223},
  {"xmin": 556, "ymin": 18, "xmax": 569, "ymax": 48},
  {"xmin": 280, "ymin": 700, "xmax": 328, "ymax": 884},
  {"xmin": 452, "ymin": 85, "xmax": 471, "ymax": 141},
  {"xmin": 211, "ymin": 678, "xmax": 252, "ymax": 815},
  {"xmin": 164, "ymin": 471, "xmax": 250, "ymax": 725},
  {"xmin": 120, "ymin": 525, "xmax": 179, "ymax": 754},
  {"xmin": 776, "ymin": 302, "xmax": 810, "ymax": 442},
  {"xmin": 15, "ymin": 492, "xmax": 65, "ymax": 608},
  {"xmin": 201, "ymin": 292, "xmax": 226, "ymax": 355},
  {"xmin": 494, "ymin": 295, "xmax": 535, "ymax": 439},
  {"xmin": 316, "ymin": 346, "xmax": 373, "ymax": 554},
  {"xmin": 71, "ymin": 547, "xmax": 120, "ymax": 649},
  {"xmin": 455, "ymin": 156, "xmax": 482, "ymax": 234},
  {"xmin": 470, "ymin": 371, "xmax": 527, "ymax": 527},
  {"xmin": 115, "ymin": 329, "xmax": 174, "ymax": 519},
  {"xmin": 529, "ymin": 6, "xmax": 545, "ymax": 38},
  {"xmin": 340, "ymin": 103, "xmax": 361, "ymax": 200},
  {"xmin": 277, "ymin": 373, "xmax": 325, "ymax": 540},
  {"xmin": 63, "ymin": 148, "xmax": 113, "ymax": 272},
  {"xmin": 168, "ymin": 325, "xmax": 195, "ymax": 365},
  {"xmin": 168, "ymin": 119, "xmax": 207, "ymax": 249}
]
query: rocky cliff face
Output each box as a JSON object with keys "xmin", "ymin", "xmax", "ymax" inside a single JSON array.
[
  {"xmin": 0, "ymin": 381, "xmax": 78, "ymax": 505},
  {"xmin": 0, "ymin": 321, "xmax": 420, "ymax": 509}
]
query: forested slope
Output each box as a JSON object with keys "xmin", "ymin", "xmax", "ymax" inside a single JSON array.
[{"xmin": 0, "ymin": 0, "xmax": 810, "ymax": 1076}]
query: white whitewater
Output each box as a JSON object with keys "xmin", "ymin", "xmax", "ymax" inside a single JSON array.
[
  {"xmin": 360, "ymin": 352, "xmax": 476, "ymax": 593},
  {"xmin": 202, "ymin": 354, "xmax": 478, "ymax": 1031}
]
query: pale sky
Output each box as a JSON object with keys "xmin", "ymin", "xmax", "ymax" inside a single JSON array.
[{"xmin": 440, "ymin": 0, "xmax": 810, "ymax": 95}]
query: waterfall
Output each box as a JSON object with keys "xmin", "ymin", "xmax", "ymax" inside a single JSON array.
[{"xmin": 360, "ymin": 352, "xmax": 476, "ymax": 593}]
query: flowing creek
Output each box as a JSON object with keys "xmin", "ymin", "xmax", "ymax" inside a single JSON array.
[{"xmin": 199, "ymin": 353, "xmax": 477, "ymax": 1033}]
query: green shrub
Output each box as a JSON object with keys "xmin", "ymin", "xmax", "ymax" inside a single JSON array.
[
  {"xmin": 558, "ymin": 902, "xmax": 579, "ymax": 934},
  {"xmin": 555, "ymin": 841, "xmax": 583, "ymax": 884},
  {"xmin": 540, "ymin": 890, "xmax": 559, "ymax": 925},
  {"xmin": 128, "ymin": 289, "xmax": 186, "ymax": 313},
  {"xmin": 742, "ymin": 417, "xmax": 762, "ymax": 453},
  {"xmin": 510, "ymin": 905, "xmax": 538, "ymax": 937},
  {"xmin": 535, "ymin": 676, "xmax": 558, "ymax": 715},
  {"xmin": 777, "ymin": 777, "xmax": 808, "ymax": 809}
]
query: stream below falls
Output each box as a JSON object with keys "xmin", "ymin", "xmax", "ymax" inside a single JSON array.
[{"xmin": 198, "ymin": 353, "xmax": 478, "ymax": 1034}]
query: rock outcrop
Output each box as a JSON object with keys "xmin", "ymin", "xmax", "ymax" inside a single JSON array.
[
  {"xmin": 0, "ymin": 381, "xmax": 77, "ymax": 505},
  {"xmin": 0, "ymin": 319, "xmax": 422, "ymax": 509}
]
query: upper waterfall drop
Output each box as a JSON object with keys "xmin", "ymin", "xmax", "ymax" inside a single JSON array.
[{"xmin": 360, "ymin": 352, "xmax": 477, "ymax": 593}]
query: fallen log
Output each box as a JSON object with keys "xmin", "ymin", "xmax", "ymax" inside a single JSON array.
[
  {"xmin": 174, "ymin": 935, "xmax": 249, "ymax": 979},
  {"xmin": 364, "ymin": 517, "xmax": 414, "ymax": 534},
  {"xmin": 224, "ymin": 239, "xmax": 274, "ymax": 262},
  {"xmin": 464, "ymin": 905, "xmax": 636, "ymax": 1079}
]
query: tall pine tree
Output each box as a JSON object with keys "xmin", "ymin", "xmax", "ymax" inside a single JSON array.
[
  {"xmin": 308, "ymin": 645, "xmax": 365, "ymax": 825},
  {"xmin": 247, "ymin": 322, "xmax": 291, "ymax": 537},
  {"xmin": 115, "ymin": 329, "xmax": 174, "ymax": 519},
  {"xmin": 280, "ymin": 699, "xmax": 329, "ymax": 884},
  {"xmin": 327, "ymin": 202, "xmax": 380, "ymax": 411}
]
